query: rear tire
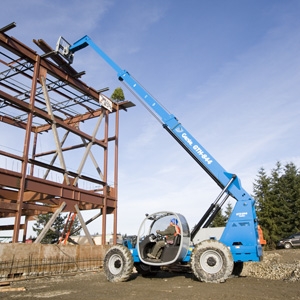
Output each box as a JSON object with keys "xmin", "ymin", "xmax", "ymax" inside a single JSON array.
[
  {"xmin": 232, "ymin": 262, "xmax": 244, "ymax": 277},
  {"xmin": 103, "ymin": 245, "xmax": 133, "ymax": 282},
  {"xmin": 191, "ymin": 240, "xmax": 233, "ymax": 283}
]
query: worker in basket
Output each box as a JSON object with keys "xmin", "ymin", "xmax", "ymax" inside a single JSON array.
[{"xmin": 147, "ymin": 218, "xmax": 180, "ymax": 259}]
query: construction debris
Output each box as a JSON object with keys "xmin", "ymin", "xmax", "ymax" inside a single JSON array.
[{"xmin": 242, "ymin": 249, "xmax": 300, "ymax": 281}]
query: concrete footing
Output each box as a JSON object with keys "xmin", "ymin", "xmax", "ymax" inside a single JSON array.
[{"xmin": 0, "ymin": 244, "xmax": 110, "ymax": 281}]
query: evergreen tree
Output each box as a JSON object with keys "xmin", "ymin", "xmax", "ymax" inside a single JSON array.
[
  {"xmin": 278, "ymin": 163, "xmax": 300, "ymax": 235},
  {"xmin": 224, "ymin": 202, "xmax": 233, "ymax": 223},
  {"xmin": 271, "ymin": 162, "xmax": 286, "ymax": 236},
  {"xmin": 253, "ymin": 161, "xmax": 300, "ymax": 249},
  {"xmin": 33, "ymin": 213, "xmax": 80, "ymax": 244},
  {"xmin": 210, "ymin": 209, "xmax": 226, "ymax": 227},
  {"xmin": 210, "ymin": 202, "xmax": 233, "ymax": 227},
  {"xmin": 253, "ymin": 167, "xmax": 273, "ymax": 246},
  {"xmin": 111, "ymin": 87, "xmax": 125, "ymax": 102}
]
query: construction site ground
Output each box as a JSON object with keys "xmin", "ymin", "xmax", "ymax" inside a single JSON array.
[{"xmin": 1, "ymin": 249, "xmax": 300, "ymax": 300}]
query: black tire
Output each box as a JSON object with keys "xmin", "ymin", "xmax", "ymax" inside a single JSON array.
[
  {"xmin": 232, "ymin": 262, "xmax": 244, "ymax": 277},
  {"xmin": 134, "ymin": 263, "xmax": 159, "ymax": 277},
  {"xmin": 103, "ymin": 245, "xmax": 133, "ymax": 282},
  {"xmin": 191, "ymin": 240, "xmax": 233, "ymax": 283},
  {"xmin": 284, "ymin": 243, "xmax": 292, "ymax": 249},
  {"xmin": 134, "ymin": 262, "xmax": 151, "ymax": 275}
]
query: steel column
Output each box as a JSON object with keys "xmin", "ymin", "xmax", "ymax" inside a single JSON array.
[{"xmin": 12, "ymin": 55, "xmax": 40, "ymax": 243}]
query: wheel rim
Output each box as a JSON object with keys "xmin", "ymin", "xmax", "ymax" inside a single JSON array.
[
  {"xmin": 200, "ymin": 249, "xmax": 223, "ymax": 274},
  {"xmin": 108, "ymin": 253, "xmax": 123, "ymax": 275}
]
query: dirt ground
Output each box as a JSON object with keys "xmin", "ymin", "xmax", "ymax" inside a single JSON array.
[{"xmin": 1, "ymin": 250, "xmax": 300, "ymax": 300}]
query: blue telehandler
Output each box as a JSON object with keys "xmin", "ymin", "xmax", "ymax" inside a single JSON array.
[{"xmin": 55, "ymin": 35, "xmax": 263, "ymax": 283}]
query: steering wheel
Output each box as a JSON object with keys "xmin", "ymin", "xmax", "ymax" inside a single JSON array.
[
  {"xmin": 149, "ymin": 233, "xmax": 157, "ymax": 242},
  {"xmin": 155, "ymin": 233, "xmax": 165, "ymax": 242}
]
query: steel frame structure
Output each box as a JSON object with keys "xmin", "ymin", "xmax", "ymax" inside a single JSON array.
[{"xmin": 0, "ymin": 23, "xmax": 134, "ymax": 243}]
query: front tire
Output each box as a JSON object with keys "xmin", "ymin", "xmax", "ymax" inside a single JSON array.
[
  {"xmin": 103, "ymin": 245, "xmax": 133, "ymax": 282},
  {"xmin": 191, "ymin": 240, "xmax": 233, "ymax": 283}
]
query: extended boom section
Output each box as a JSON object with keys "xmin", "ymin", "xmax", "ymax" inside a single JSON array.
[{"xmin": 64, "ymin": 36, "xmax": 251, "ymax": 201}]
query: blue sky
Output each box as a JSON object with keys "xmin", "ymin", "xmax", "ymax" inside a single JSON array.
[{"xmin": 1, "ymin": 1, "xmax": 300, "ymax": 237}]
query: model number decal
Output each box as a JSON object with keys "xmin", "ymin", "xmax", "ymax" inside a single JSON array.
[
  {"xmin": 181, "ymin": 133, "xmax": 213, "ymax": 165},
  {"xmin": 236, "ymin": 212, "xmax": 248, "ymax": 218}
]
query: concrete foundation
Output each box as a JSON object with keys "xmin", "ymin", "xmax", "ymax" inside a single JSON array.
[{"xmin": 0, "ymin": 244, "xmax": 110, "ymax": 281}]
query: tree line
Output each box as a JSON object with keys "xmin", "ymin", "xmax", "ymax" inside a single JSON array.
[
  {"xmin": 253, "ymin": 161, "xmax": 300, "ymax": 249},
  {"xmin": 211, "ymin": 161, "xmax": 300, "ymax": 249}
]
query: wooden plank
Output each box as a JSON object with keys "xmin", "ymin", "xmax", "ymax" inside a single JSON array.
[{"xmin": 0, "ymin": 287, "xmax": 26, "ymax": 292}]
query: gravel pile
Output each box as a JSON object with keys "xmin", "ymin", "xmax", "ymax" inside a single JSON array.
[{"xmin": 242, "ymin": 251, "xmax": 300, "ymax": 281}]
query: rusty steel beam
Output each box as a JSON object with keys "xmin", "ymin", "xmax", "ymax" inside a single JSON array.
[
  {"xmin": 0, "ymin": 189, "xmax": 54, "ymax": 202},
  {"xmin": 27, "ymin": 159, "xmax": 106, "ymax": 186},
  {"xmin": 0, "ymin": 168, "xmax": 22, "ymax": 189},
  {"xmin": 12, "ymin": 54, "xmax": 39, "ymax": 243},
  {"xmin": 25, "ymin": 175, "xmax": 115, "ymax": 207},
  {"xmin": 0, "ymin": 22, "xmax": 16, "ymax": 33},
  {"xmin": 0, "ymin": 201, "xmax": 55, "ymax": 213},
  {"xmin": 0, "ymin": 224, "xmax": 25, "ymax": 231},
  {"xmin": 0, "ymin": 115, "xmax": 28, "ymax": 130},
  {"xmin": 0, "ymin": 168, "xmax": 113, "ymax": 206},
  {"xmin": 35, "ymin": 108, "xmax": 105, "ymax": 133},
  {"xmin": 0, "ymin": 150, "xmax": 23, "ymax": 161},
  {"xmin": 0, "ymin": 89, "xmax": 107, "ymax": 148}
]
